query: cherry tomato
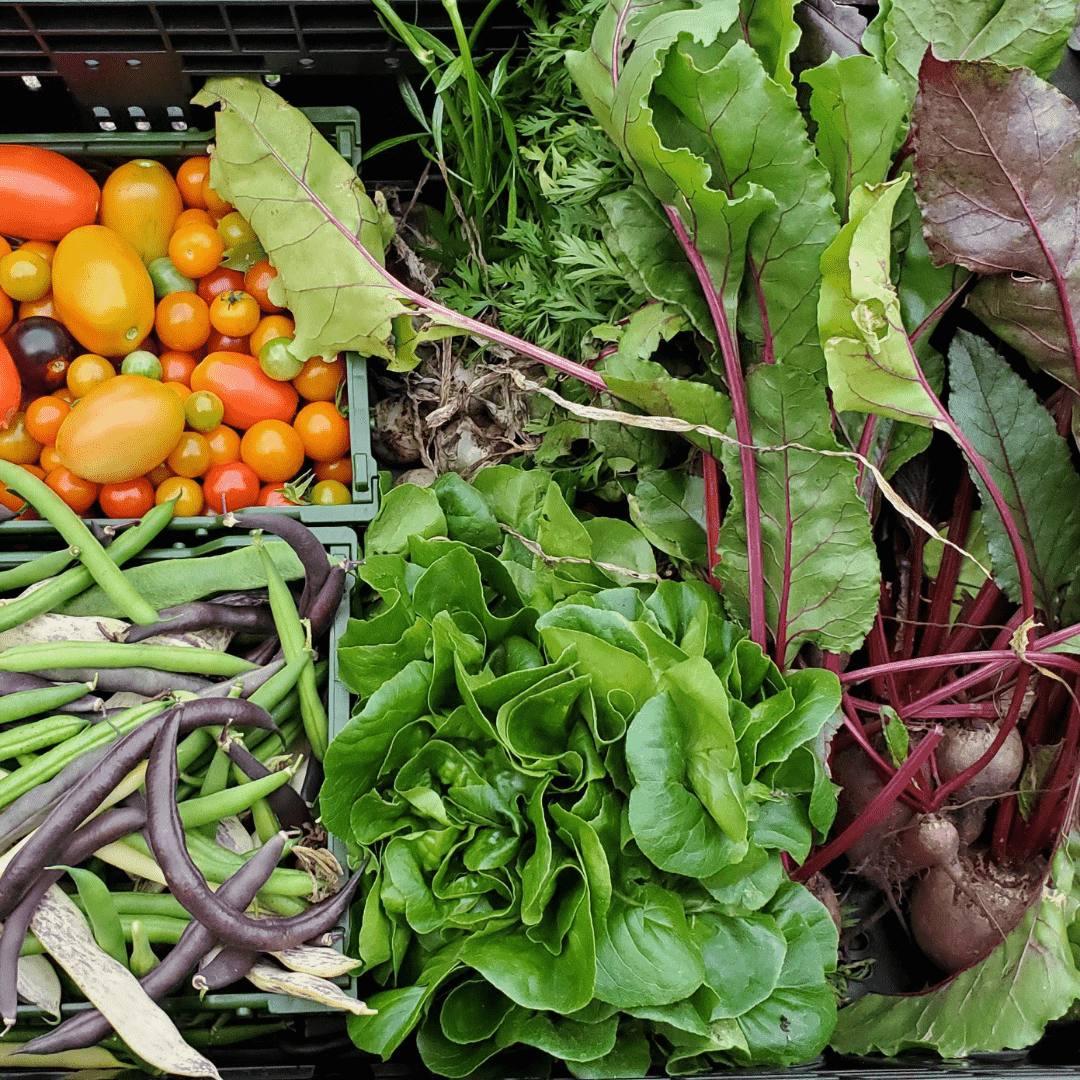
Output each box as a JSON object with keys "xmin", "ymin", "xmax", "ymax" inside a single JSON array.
[
  {"xmin": 159, "ymin": 350, "xmax": 199, "ymax": 385},
  {"xmin": 259, "ymin": 337, "xmax": 304, "ymax": 382},
  {"xmin": 67, "ymin": 353, "xmax": 115, "ymax": 399},
  {"xmin": 24, "ymin": 396, "xmax": 70, "ymax": 445},
  {"xmin": 256, "ymin": 483, "xmax": 303, "ymax": 507},
  {"xmin": 185, "ymin": 390, "xmax": 224, "ymax": 433},
  {"xmin": 0, "ymin": 250, "xmax": 50, "ymax": 302},
  {"xmin": 240, "ymin": 419, "xmax": 305, "ymax": 483},
  {"xmin": 250, "ymin": 315, "xmax": 295, "ymax": 359},
  {"xmin": 0, "ymin": 412, "xmax": 42, "ymax": 464},
  {"xmin": 293, "ymin": 401, "xmax": 349, "ymax": 462},
  {"xmin": 176, "ymin": 157, "xmax": 210, "ymax": 207},
  {"xmin": 147, "ymin": 256, "xmax": 195, "ymax": 300},
  {"xmin": 155, "ymin": 291, "xmax": 210, "ymax": 353},
  {"xmin": 0, "ymin": 239, "xmax": 9, "ymax": 260},
  {"xmin": 244, "ymin": 260, "xmax": 285, "ymax": 314},
  {"xmin": 163, "ymin": 380, "xmax": 191, "ymax": 403},
  {"xmin": 99, "ymin": 476, "xmax": 154, "ymax": 519},
  {"xmin": 156, "ymin": 475, "xmax": 203, "ymax": 517},
  {"xmin": 191, "ymin": 352, "xmax": 299, "ymax": 430},
  {"xmin": 197, "ymin": 266, "xmax": 245, "ymax": 307},
  {"xmin": 310, "ymin": 479, "xmax": 351, "ymax": 506},
  {"xmin": 209, "ymin": 290, "xmax": 260, "ymax": 338},
  {"xmin": 120, "ymin": 350, "xmax": 162, "ymax": 379},
  {"xmin": 314, "ymin": 457, "xmax": 352, "ymax": 485},
  {"xmin": 147, "ymin": 461, "xmax": 174, "ymax": 487},
  {"xmin": 174, "ymin": 207, "xmax": 215, "ymax": 230},
  {"xmin": 51, "ymin": 387, "xmax": 74, "ymax": 406},
  {"xmin": 18, "ymin": 293, "xmax": 54, "ymax": 321},
  {"xmin": 203, "ymin": 461, "xmax": 259, "ymax": 514},
  {"xmin": 4, "ymin": 316, "xmax": 78, "ymax": 395},
  {"xmin": 201, "ymin": 179, "xmax": 233, "ymax": 220},
  {"xmin": 0, "ymin": 292, "xmax": 13, "ymax": 336},
  {"xmin": 0, "ymin": 463, "xmax": 44, "ymax": 514},
  {"xmin": 19, "ymin": 241, "xmax": 55, "ymax": 266},
  {"xmin": 168, "ymin": 222, "xmax": 224, "ymax": 279},
  {"xmin": 204, "ymin": 424, "xmax": 241, "ymax": 466},
  {"xmin": 38, "ymin": 444, "xmax": 63, "ymax": 473},
  {"xmin": 45, "ymin": 466, "xmax": 98, "ymax": 514},
  {"xmin": 167, "ymin": 430, "xmax": 211, "ymax": 478},
  {"xmin": 216, "ymin": 212, "xmax": 257, "ymax": 252},
  {"xmin": 204, "ymin": 329, "xmax": 249, "ymax": 355},
  {"xmin": 292, "ymin": 356, "xmax": 345, "ymax": 402}
]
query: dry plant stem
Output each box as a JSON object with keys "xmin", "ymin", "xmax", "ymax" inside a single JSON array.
[
  {"xmin": 663, "ymin": 205, "xmax": 767, "ymax": 652},
  {"xmin": 795, "ymin": 728, "xmax": 943, "ymax": 880}
]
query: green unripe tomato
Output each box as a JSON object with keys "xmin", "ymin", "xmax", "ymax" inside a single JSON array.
[
  {"xmin": 184, "ymin": 389, "xmax": 225, "ymax": 433},
  {"xmin": 120, "ymin": 351, "xmax": 162, "ymax": 380},
  {"xmin": 259, "ymin": 337, "xmax": 304, "ymax": 382}
]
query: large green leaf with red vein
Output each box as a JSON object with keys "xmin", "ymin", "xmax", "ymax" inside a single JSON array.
[
  {"xmin": 912, "ymin": 54, "xmax": 1080, "ymax": 392},
  {"xmin": 717, "ymin": 363, "xmax": 880, "ymax": 666}
]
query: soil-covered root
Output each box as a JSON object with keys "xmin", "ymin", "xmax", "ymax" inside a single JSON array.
[
  {"xmin": 910, "ymin": 851, "xmax": 1042, "ymax": 973},
  {"xmin": 808, "ymin": 871, "xmax": 843, "ymax": 934}
]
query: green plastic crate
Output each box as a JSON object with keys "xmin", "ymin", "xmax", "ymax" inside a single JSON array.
[
  {"xmin": 2, "ymin": 525, "xmax": 359, "ymax": 1027},
  {"xmin": 0, "ymin": 108, "xmax": 379, "ymax": 531}
]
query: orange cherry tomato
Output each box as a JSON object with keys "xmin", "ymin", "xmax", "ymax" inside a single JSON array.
[
  {"xmin": 202, "ymin": 461, "xmax": 259, "ymax": 514},
  {"xmin": 147, "ymin": 461, "xmax": 174, "ymax": 487},
  {"xmin": 99, "ymin": 476, "xmax": 154, "ymax": 519},
  {"xmin": 0, "ymin": 292, "xmax": 12, "ymax": 336},
  {"xmin": 204, "ymin": 330, "xmax": 249, "ymax": 355},
  {"xmin": 197, "ymin": 267, "xmax": 244, "ymax": 307},
  {"xmin": 256, "ymin": 483, "xmax": 303, "ymax": 507},
  {"xmin": 190, "ymin": 352, "xmax": 299, "ymax": 430},
  {"xmin": 162, "ymin": 380, "xmax": 191, "ymax": 404},
  {"xmin": 174, "ymin": 208, "xmax": 215, "ymax": 231},
  {"xmin": 51, "ymin": 387, "xmax": 74, "ymax": 406},
  {"xmin": 204, "ymin": 424, "xmax": 241, "ymax": 466},
  {"xmin": 155, "ymin": 291, "xmax": 210, "ymax": 353},
  {"xmin": 0, "ymin": 250, "xmax": 50, "ymax": 302},
  {"xmin": 45, "ymin": 466, "xmax": 98, "ymax": 514},
  {"xmin": 166, "ymin": 431, "xmax": 211, "ymax": 478},
  {"xmin": 201, "ymin": 179, "xmax": 233, "ymax": 220},
  {"xmin": 293, "ymin": 401, "xmax": 349, "ymax": 462},
  {"xmin": 249, "ymin": 315, "xmax": 295, "ymax": 359},
  {"xmin": 156, "ymin": 474, "xmax": 203, "ymax": 516},
  {"xmin": 209, "ymin": 290, "xmax": 260, "ymax": 338},
  {"xmin": 240, "ymin": 419, "xmax": 305, "ymax": 483},
  {"xmin": 0, "ymin": 412, "xmax": 42, "ymax": 464},
  {"xmin": 24, "ymin": 396, "xmax": 70, "ymax": 446},
  {"xmin": 245, "ymin": 260, "xmax": 285, "ymax": 314},
  {"xmin": 314, "ymin": 457, "xmax": 352, "ymax": 485},
  {"xmin": 159, "ymin": 350, "xmax": 199, "ymax": 385},
  {"xmin": 0, "ymin": 146, "xmax": 100, "ymax": 242},
  {"xmin": 176, "ymin": 157, "xmax": 210, "ymax": 209},
  {"xmin": 67, "ymin": 354, "xmax": 116, "ymax": 399},
  {"xmin": 311, "ymin": 478, "xmax": 351, "ymax": 506},
  {"xmin": 39, "ymin": 444, "xmax": 63, "ymax": 473},
  {"xmin": 19, "ymin": 241, "xmax": 55, "ymax": 266},
  {"xmin": 0, "ymin": 239, "xmax": 10, "ymax": 259},
  {"xmin": 18, "ymin": 292, "xmax": 54, "ymax": 321},
  {"xmin": 292, "ymin": 356, "xmax": 344, "ymax": 402},
  {"xmin": 168, "ymin": 222, "xmax": 224, "ymax": 279}
]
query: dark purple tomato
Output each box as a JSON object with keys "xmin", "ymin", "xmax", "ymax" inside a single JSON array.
[{"xmin": 3, "ymin": 317, "xmax": 78, "ymax": 395}]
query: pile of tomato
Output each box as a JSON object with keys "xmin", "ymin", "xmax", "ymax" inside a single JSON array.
[{"xmin": 0, "ymin": 146, "xmax": 353, "ymax": 520}]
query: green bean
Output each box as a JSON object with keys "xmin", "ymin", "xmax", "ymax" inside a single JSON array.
[
  {"xmin": 0, "ymin": 642, "xmax": 257, "ymax": 677},
  {"xmin": 15, "ymin": 753, "xmax": 35, "ymax": 768},
  {"xmin": 251, "ymin": 718, "xmax": 305, "ymax": 766},
  {"xmin": 0, "ymin": 713, "xmax": 89, "ymax": 759},
  {"xmin": 0, "ymin": 460, "xmax": 162, "ymax": 626},
  {"xmin": 19, "ymin": 915, "xmax": 193, "ymax": 955},
  {"xmin": 0, "ymin": 499, "xmax": 175, "ymax": 634},
  {"xmin": 61, "ymin": 865, "xmax": 127, "ymax": 966},
  {"xmin": 129, "ymin": 919, "xmax": 159, "ymax": 975},
  {"xmin": 0, "ymin": 682, "xmax": 96, "ymax": 726},
  {"xmin": 0, "ymin": 545, "xmax": 78, "ymax": 592},
  {"xmin": 247, "ymin": 649, "xmax": 312, "ymax": 713},
  {"xmin": 257, "ymin": 541, "xmax": 328, "ymax": 760},
  {"xmin": 0, "ymin": 699, "xmax": 167, "ymax": 809},
  {"xmin": 75, "ymin": 891, "xmax": 190, "ymax": 919},
  {"xmin": 179, "ymin": 768, "xmax": 294, "ymax": 829},
  {"xmin": 199, "ymin": 746, "xmax": 233, "ymax": 799},
  {"xmin": 250, "ymin": 795, "xmax": 279, "ymax": 845}
]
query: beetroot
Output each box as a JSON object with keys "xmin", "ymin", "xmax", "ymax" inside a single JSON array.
[{"xmin": 937, "ymin": 722, "xmax": 1024, "ymax": 802}]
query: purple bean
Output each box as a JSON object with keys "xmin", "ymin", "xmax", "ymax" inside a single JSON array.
[
  {"xmin": 299, "ymin": 757, "xmax": 324, "ymax": 806},
  {"xmin": 124, "ymin": 602, "xmax": 277, "ymax": 644},
  {"xmin": 0, "ymin": 699, "xmax": 276, "ymax": 923},
  {"xmin": 192, "ymin": 944, "xmax": 257, "ymax": 992},
  {"xmin": 196, "ymin": 657, "xmax": 286, "ymax": 700},
  {"xmin": 0, "ymin": 506, "xmax": 17, "ymax": 524},
  {"xmin": 0, "ymin": 745, "xmax": 112, "ymax": 855},
  {"xmin": 228, "ymin": 513, "xmax": 330, "ymax": 618},
  {"xmin": 209, "ymin": 590, "xmax": 269, "ymax": 607},
  {"xmin": 26, "ymin": 667, "xmax": 213, "ymax": 696},
  {"xmin": 0, "ymin": 806, "xmax": 146, "ymax": 1027},
  {"xmin": 147, "ymin": 711, "xmax": 362, "ymax": 951},
  {"xmin": 222, "ymin": 737, "xmax": 313, "ymax": 830},
  {"xmin": 17, "ymin": 832, "xmax": 288, "ymax": 1056},
  {"xmin": 306, "ymin": 563, "xmax": 346, "ymax": 641},
  {"xmin": 244, "ymin": 635, "xmax": 282, "ymax": 666}
]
